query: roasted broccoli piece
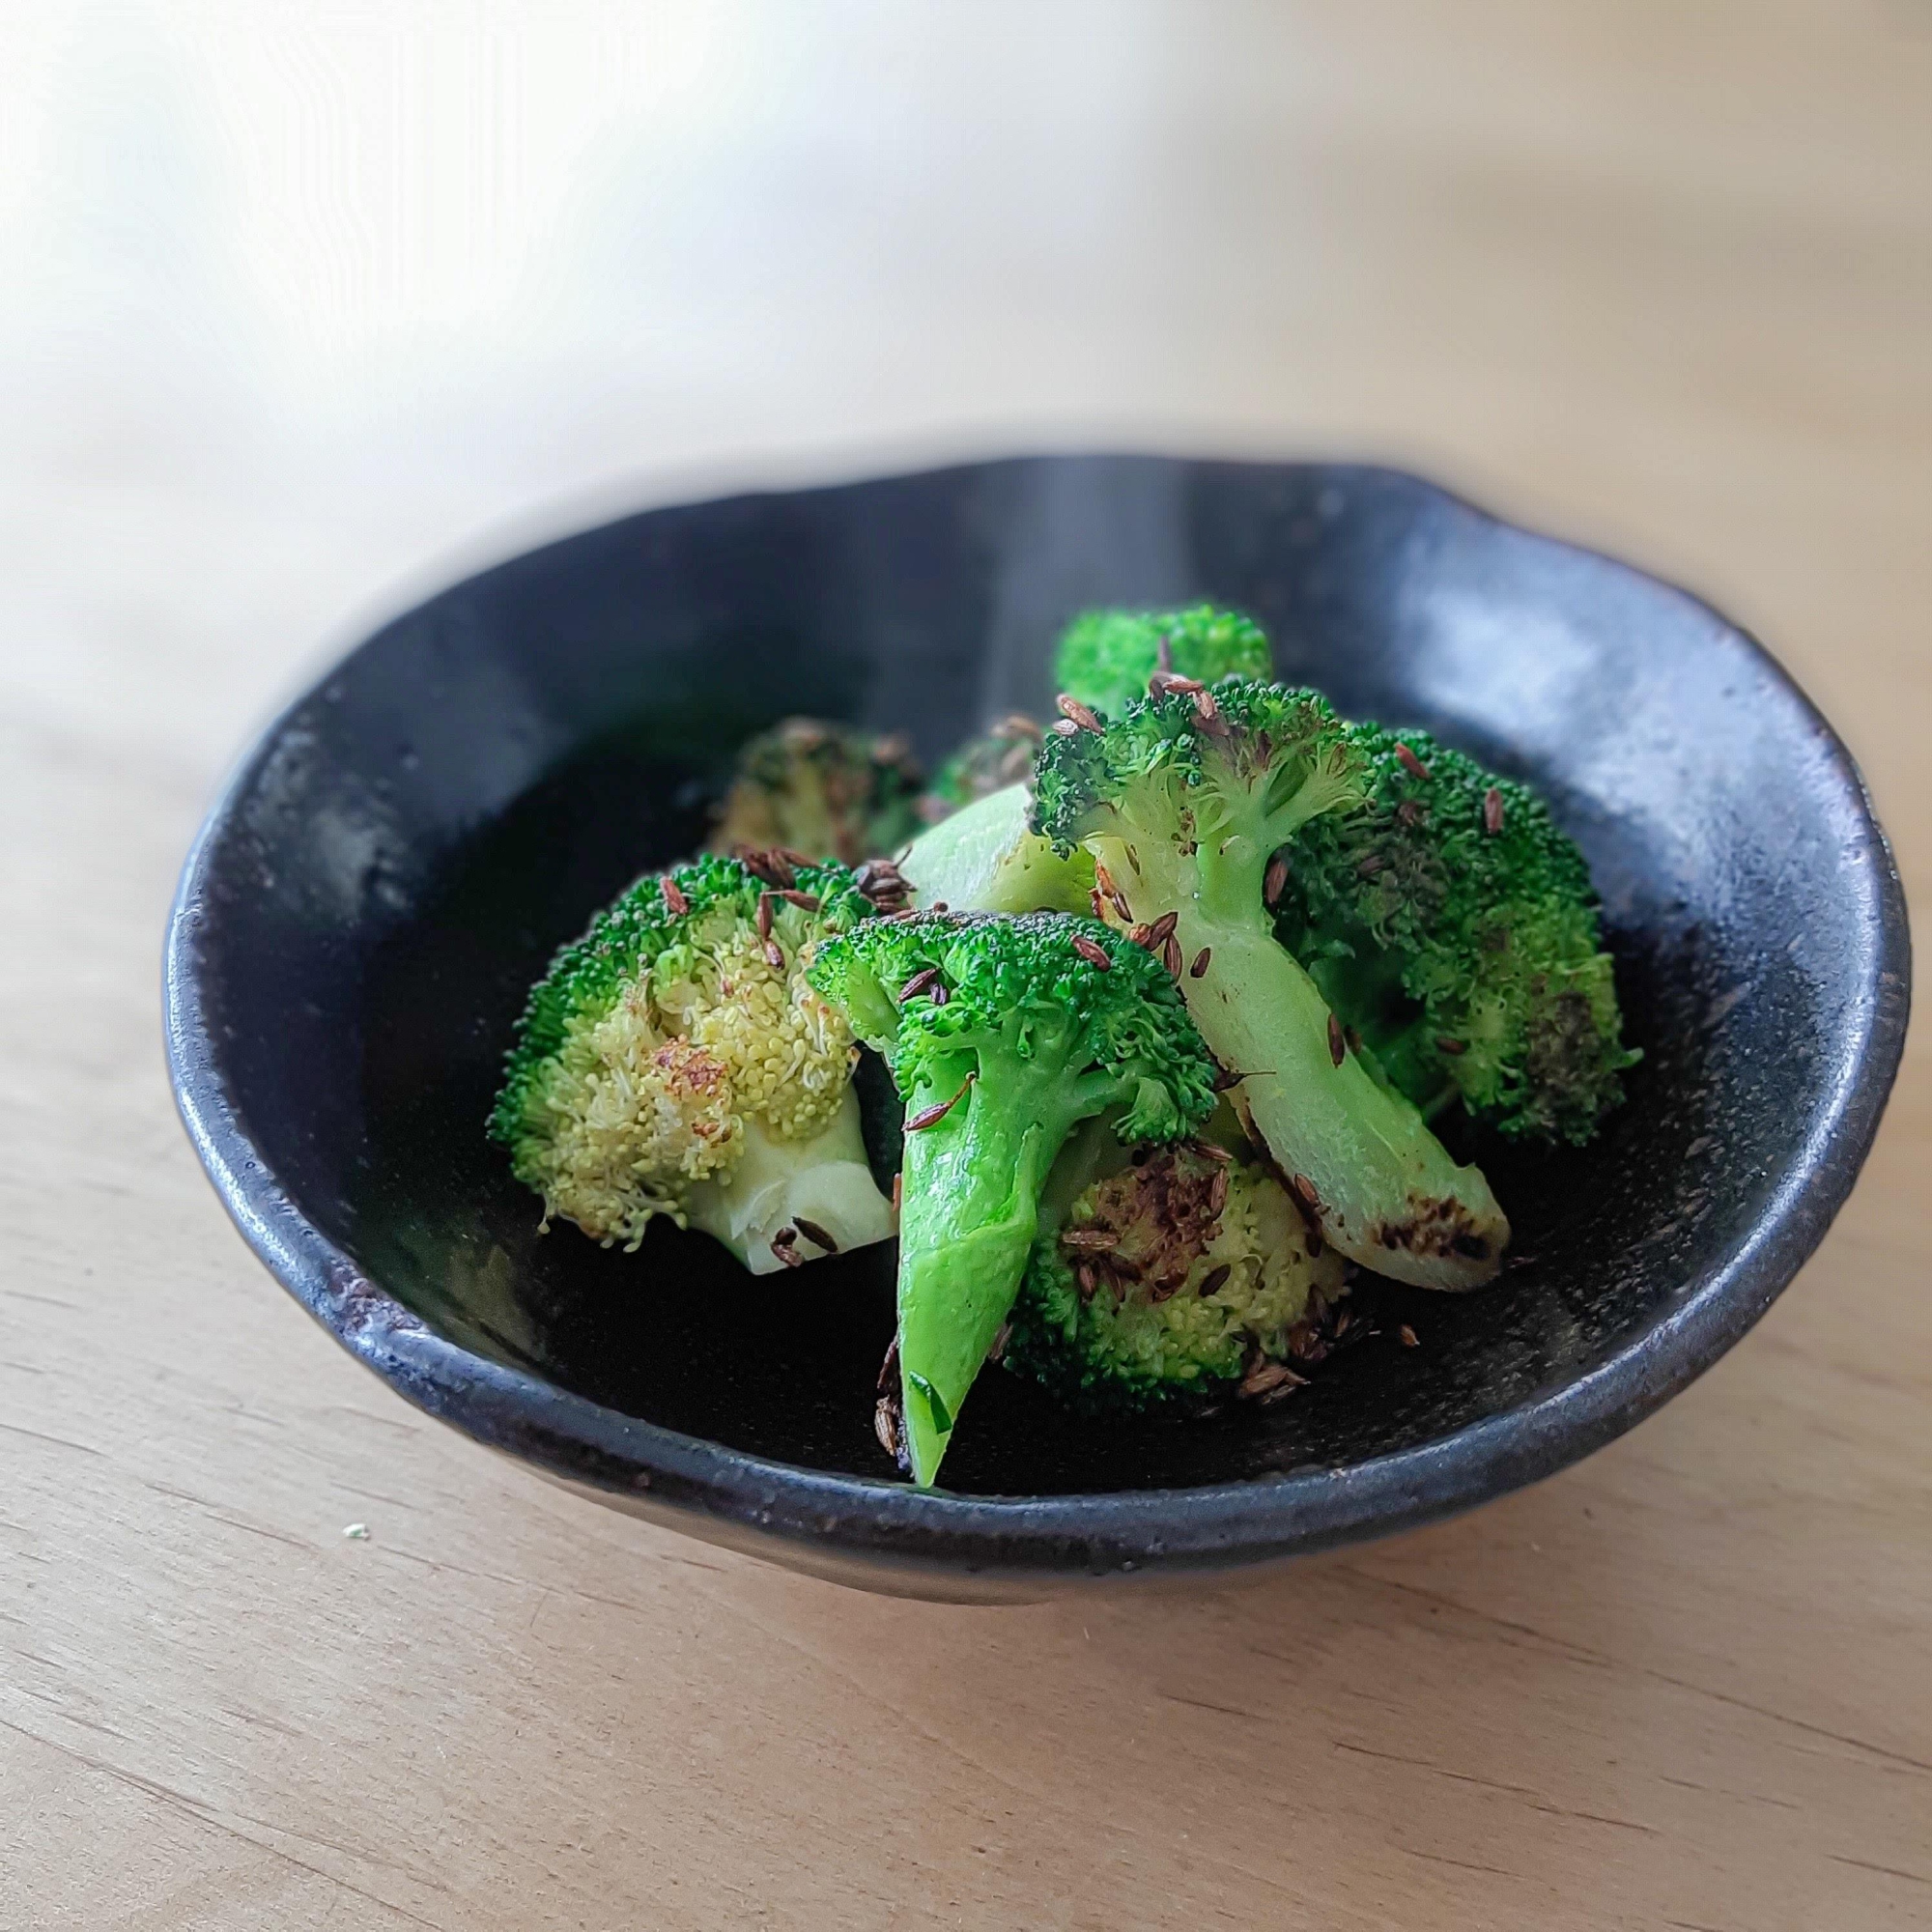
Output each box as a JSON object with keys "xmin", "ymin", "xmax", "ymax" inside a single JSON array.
[
  {"xmin": 1269, "ymin": 724, "xmax": 1637, "ymax": 1144},
  {"xmin": 708, "ymin": 718, "xmax": 923, "ymax": 866},
  {"xmin": 919, "ymin": 714, "xmax": 1043, "ymax": 822},
  {"xmin": 899, "ymin": 781, "xmax": 1094, "ymax": 917},
  {"xmin": 808, "ymin": 911, "xmax": 1217, "ymax": 1485},
  {"xmin": 1054, "ymin": 605, "xmax": 1272, "ymax": 717},
  {"xmin": 1033, "ymin": 678, "xmax": 1510, "ymax": 1289},
  {"xmin": 1005, "ymin": 1130, "xmax": 1348, "ymax": 1411},
  {"xmin": 491, "ymin": 852, "xmax": 902, "ymax": 1273}
]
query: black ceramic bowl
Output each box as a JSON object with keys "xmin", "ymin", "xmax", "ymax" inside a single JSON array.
[{"xmin": 165, "ymin": 456, "xmax": 1908, "ymax": 1599}]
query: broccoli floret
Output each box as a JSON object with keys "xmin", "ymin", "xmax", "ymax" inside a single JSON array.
[
  {"xmin": 898, "ymin": 781, "xmax": 1094, "ymax": 917},
  {"xmin": 919, "ymin": 714, "xmax": 1043, "ymax": 822},
  {"xmin": 809, "ymin": 911, "xmax": 1217, "ymax": 1485},
  {"xmin": 708, "ymin": 718, "xmax": 923, "ymax": 866},
  {"xmin": 1054, "ymin": 605, "xmax": 1272, "ymax": 717},
  {"xmin": 490, "ymin": 852, "xmax": 903, "ymax": 1273},
  {"xmin": 1006, "ymin": 1134, "xmax": 1348, "ymax": 1410},
  {"xmin": 1033, "ymin": 678, "xmax": 1510, "ymax": 1289},
  {"xmin": 1270, "ymin": 724, "xmax": 1638, "ymax": 1144}
]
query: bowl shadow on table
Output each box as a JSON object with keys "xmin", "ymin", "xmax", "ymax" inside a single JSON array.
[{"xmin": 344, "ymin": 701, "xmax": 1745, "ymax": 1507}]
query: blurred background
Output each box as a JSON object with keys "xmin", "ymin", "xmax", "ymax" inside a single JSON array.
[{"xmin": 3, "ymin": 0, "xmax": 1927, "ymax": 873}]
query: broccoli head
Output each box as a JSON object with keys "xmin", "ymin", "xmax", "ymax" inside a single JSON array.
[
  {"xmin": 1033, "ymin": 677, "xmax": 1510, "ymax": 1289},
  {"xmin": 1054, "ymin": 605, "xmax": 1272, "ymax": 717},
  {"xmin": 919, "ymin": 714, "xmax": 1043, "ymax": 822},
  {"xmin": 709, "ymin": 717, "xmax": 923, "ymax": 866},
  {"xmin": 1005, "ymin": 1136, "xmax": 1348, "ymax": 1412},
  {"xmin": 808, "ymin": 911, "xmax": 1217, "ymax": 1485},
  {"xmin": 491, "ymin": 851, "xmax": 903, "ymax": 1272},
  {"xmin": 1266, "ymin": 724, "xmax": 1636, "ymax": 1143}
]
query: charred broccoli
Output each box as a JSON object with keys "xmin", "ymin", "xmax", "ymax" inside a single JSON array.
[
  {"xmin": 1055, "ymin": 605, "xmax": 1272, "ymax": 717},
  {"xmin": 490, "ymin": 852, "xmax": 903, "ymax": 1272},
  {"xmin": 709, "ymin": 718, "xmax": 923, "ymax": 866},
  {"xmin": 808, "ymin": 911, "xmax": 1216, "ymax": 1485},
  {"xmin": 1033, "ymin": 677, "xmax": 1511, "ymax": 1289},
  {"xmin": 1005, "ymin": 1131, "xmax": 1348, "ymax": 1411},
  {"xmin": 1268, "ymin": 724, "xmax": 1637, "ymax": 1143}
]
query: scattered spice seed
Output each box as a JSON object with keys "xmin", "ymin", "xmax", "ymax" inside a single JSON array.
[
  {"xmin": 1210, "ymin": 1062, "xmax": 1243, "ymax": 1091},
  {"xmin": 1328, "ymin": 1012, "xmax": 1347, "ymax": 1066},
  {"xmin": 1191, "ymin": 1138, "xmax": 1233, "ymax": 1163},
  {"xmin": 1399, "ymin": 1323, "xmax": 1419, "ymax": 1349},
  {"xmin": 987, "ymin": 1320, "xmax": 1011, "ymax": 1364},
  {"xmin": 928, "ymin": 981, "xmax": 949, "ymax": 1006},
  {"xmin": 1484, "ymin": 786, "xmax": 1505, "ymax": 836},
  {"xmin": 770, "ymin": 1229, "xmax": 804, "ymax": 1267},
  {"xmin": 878, "ymin": 1332, "xmax": 900, "ymax": 1391},
  {"xmin": 1264, "ymin": 854, "xmax": 1290, "ymax": 906},
  {"xmin": 1056, "ymin": 694, "xmax": 1104, "ymax": 733},
  {"xmin": 756, "ymin": 892, "xmax": 775, "ymax": 939},
  {"xmin": 1396, "ymin": 743, "xmax": 1431, "ymax": 781},
  {"xmin": 1196, "ymin": 1263, "xmax": 1232, "ymax": 1298},
  {"xmin": 1436, "ymin": 1037, "xmax": 1467, "ymax": 1056},
  {"xmin": 905, "ymin": 1071, "xmax": 975, "ymax": 1132},
  {"xmin": 1061, "ymin": 1228, "xmax": 1119, "ymax": 1252},
  {"xmin": 764, "ymin": 939, "xmax": 785, "ymax": 971},
  {"xmin": 1070, "ymin": 933, "xmax": 1113, "ymax": 971},
  {"xmin": 1290, "ymin": 1173, "xmax": 1321, "ymax": 1212},
  {"xmin": 1051, "ymin": 719, "xmax": 1080, "ymax": 737},
  {"xmin": 891, "ymin": 1173, "xmax": 903, "ymax": 1213},
  {"xmin": 1089, "ymin": 888, "xmax": 1109, "ymax": 922},
  {"xmin": 660, "ymin": 875, "xmax": 689, "ymax": 916},
  {"xmin": 1150, "ymin": 670, "xmax": 1205, "ymax": 697},
  {"xmin": 778, "ymin": 889, "xmax": 821, "ymax": 912},
  {"xmin": 1356, "ymin": 852, "xmax": 1384, "ymax": 877},
  {"xmin": 1076, "ymin": 1263, "xmax": 1097, "ymax": 1297},
  {"xmin": 1208, "ymin": 1168, "xmax": 1229, "ymax": 1215},
  {"xmin": 793, "ymin": 1216, "xmax": 838, "ymax": 1254},
  {"xmin": 1127, "ymin": 923, "xmax": 1155, "ymax": 951},
  {"xmin": 744, "ymin": 847, "xmax": 796, "ymax": 888},
  {"xmin": 1162, "ymin": 933, "xmax": 1183, "ymax": 978},
  {"xmin": 1148, "ymin": 910, "xmax": 1179, "ymax": 946},
  {"xmin": 874, "ymin": 1396, "xmax": 902, "ymax": 1459},
  {"xmin": 1189, "ymin": 947, "xmax": 1212, "ymax": 978},
  {"xmin": 899, "ymin": 966, "xmax": 943, "ymax": 1002},
  {"xmin": 1238, "ymin": 1360, "xmax": 1303, "ymax": 1401}
]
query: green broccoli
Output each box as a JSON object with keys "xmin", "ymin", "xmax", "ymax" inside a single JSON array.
[
  {"xmin": 919, "ymin": 714, "xmax": 1043, "ymax": 822},
  {"xmin": 1269, "ymin": 724, "xmax": 1637, "ymax": 1144},
  {"xmin": 1054, "ymin": 605, "xmax": 1272, "ymax": 717},
  {"xmin": 1005, "ymin": 1129, "xmax": 1349, "ymax": 1411},
  {"xmin": 491, "ymin": 851, "xmax": 904, "ymax": 1273},
  {"xmin": 709, "ymin": 717, "xmax": 923, "ymax": 866},
  {"xmin": 808, "ymin": 911, "xmax": 1217, "ymax": 1485},
  {"xmin": 1032, "ymin": 678, "xmax": 1510, "ymax": 1289}
]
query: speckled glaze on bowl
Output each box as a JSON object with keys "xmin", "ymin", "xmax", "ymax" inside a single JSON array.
[{"xmin": 164, "ymin": 456, "xmax": 1909, "ymax": 1599}]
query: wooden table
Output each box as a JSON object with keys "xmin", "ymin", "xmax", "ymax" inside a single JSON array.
[{"xmin": 5, "ymin": 5, "xmax": 1926, "ymax": 1925}]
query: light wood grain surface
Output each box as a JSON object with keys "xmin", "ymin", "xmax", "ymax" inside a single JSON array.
[{"xmin": 4, "ymin": 4, "xmax": 1928, "ymax": 1926}]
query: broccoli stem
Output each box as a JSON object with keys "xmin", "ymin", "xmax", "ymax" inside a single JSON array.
[
  {"xmin": 683, "ymin": 1090, "xmax": 897, "ymax": 1275},
  {"xmin": 895, "ymin": 1047, "xmax": 1090, "ymax": 1485},
  {"xmin": 1091, "ymin": 778, "xmax": 1508, "ymax": 1289}
]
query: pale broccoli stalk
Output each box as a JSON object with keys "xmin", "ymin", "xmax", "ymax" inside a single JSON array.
[
  {"xmin": 1006, "ymin": 1129, "xmax": 1349, "ymax": 1411},
  {"xmin": 709, "ymin": 718, "xmax": 923, "ymax": 866},
  {"xmin": 1055, "ymin": 605, "xmax": 1272, "ymax": 717},
  {"xmin": 490, "ymin": 852, "xmax": 904, "ymax": 1273},
  {"xmin": 1034, "ymin": 678, "xmax": 1510, "ymax": 1289},
  {"xmin": 809, "ymin": 912, "xmax": 1216, "ymax": 1486},
  {"xmin": 897, "ymin": 781, "xmax": 1094, "ymax": 916}
]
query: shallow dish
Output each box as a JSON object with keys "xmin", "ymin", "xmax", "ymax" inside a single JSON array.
[{"xmin": 165, "ymin": 455, "xmax": 1909, "ymax": 1598}]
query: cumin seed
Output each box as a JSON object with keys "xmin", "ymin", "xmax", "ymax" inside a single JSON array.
[
  {"xmin": 1070, "ymin": 933, "xmax": 1113, "ymax": 971},
  {"xmin": 899, "ymin": 966, "xmax": 943, "ymax": 1002},
  {"xmin": 1264, "ymin": 854, "xmax": 1290, "ymax": 906},
  {"xmin": 1196, "ymin": 1263, "xmax": 1232, "ymax": 1298},
  {"xmin": 1399, "ymin": 1323, "xmax": 1419, "ymax": 1349},
  {"xmin": 1484, "ymin": 786, "xmax": 1505, "ymax": 836},
  {"xmin": 1395, "ymin": 743, "xmax": 1431, "ymax": 781},
  {"xmin": 1056, "ymin": 694, "xmax": 1104, "ymax": 733},
  {"xmin": 1436, "ymin": 1037, "xmax": 1467, "ymax": 1056},
  {"xmin": 1148, "ymin": 910, "xmax": 1179, "ymax": 946},
  {"xmin": 793, "ymin": 1216, "xmax": 839, "ymax": 1254},
  {"xmin": 1328, "ymin": 1012, "xmax": 1346, "ymax": 1066},
  {"xmin": 1189, "ymin": 946, "xmax": 1211, "ymax": 978},
  {"xmin": 660, "ymin": 875, "xmax": 689, "ymax": 916},
  {"xmin": 905, "ymin": 1071, "xmax": 975, "ymax": 1132},
  {"xmin": 1162, "ymin": 933, "xmax": 1183, "ymax": 978}
]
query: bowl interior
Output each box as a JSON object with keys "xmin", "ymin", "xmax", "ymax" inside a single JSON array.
[{"xmin": 185, "ymin": 456, "xmax": 1898, "ymax": 1501}]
